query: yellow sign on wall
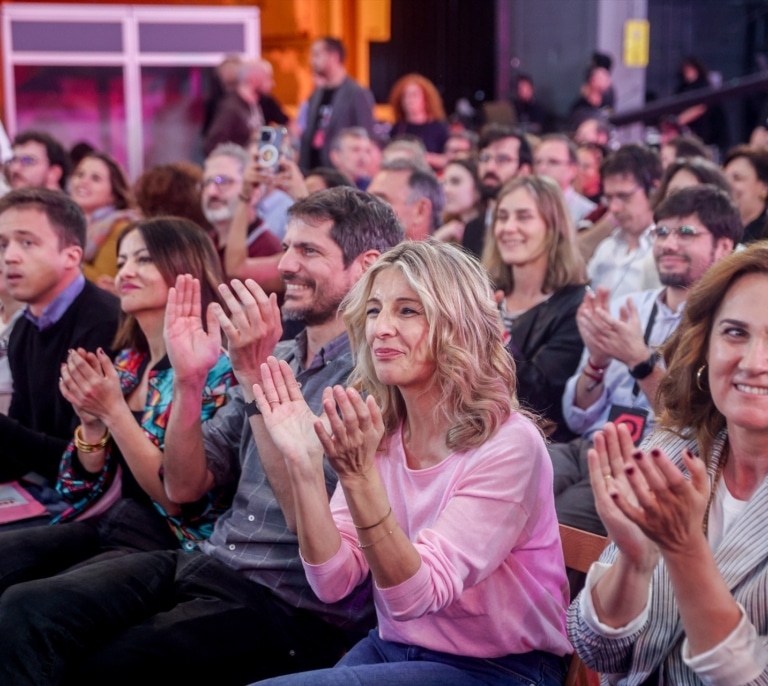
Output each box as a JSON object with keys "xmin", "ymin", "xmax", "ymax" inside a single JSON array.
[{"xmin": 624, "ymin": 19, "xmax": 650, "ymax": 68}]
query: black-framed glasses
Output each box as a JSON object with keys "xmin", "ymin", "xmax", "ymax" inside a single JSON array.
[{"xmin": 650, "ymin": 225, "xmax": 706, "ymax": 241}]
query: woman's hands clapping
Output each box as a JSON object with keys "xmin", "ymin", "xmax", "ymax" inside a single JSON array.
[
  {"xmin": 254, "ymin": 356, "xmax": 385, "ymax": 482},
  {"xmin": 59, "ymin": 347, "xmax": 124, "ymax": 436},
  {"xmin": 590, "ymin": 422, "xmax": 711, "ymax": 567},
  {"xmin": 315, "ymin": 384, "xmax": 385, "ymax": 483},
  {"xmin": 253, "ymin": 357, "xmax": 326, "ymax": 473}
]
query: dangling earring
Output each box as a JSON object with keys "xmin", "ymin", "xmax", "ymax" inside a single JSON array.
[{"xmin": 696, "ymin": 364, "xmax": 707, "ymax": 392}]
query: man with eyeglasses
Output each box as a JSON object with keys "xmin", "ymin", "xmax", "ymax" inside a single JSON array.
[
  {"xmin": 534, "ymin": 134, "xmax": 596, "ymax": 227},
  {"xmin": 5, "ymin": 131, "xmax": 70, "ymax": 192},
  {"xmin": 202, "ymin": 143, "xmax": 283, "ymax": 270},
  {"xmin": 461, "ymin": 124, "xmax": 532, "ymax": 258},
  {"xmin": 550, "ymin": 185, "xmax": 741, "ymax": 535},
  {"xmin": 586, "ymin": 144, "xmax": 663, "ymax": 299}
]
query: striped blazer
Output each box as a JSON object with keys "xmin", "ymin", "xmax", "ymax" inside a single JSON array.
[{"xmin": 567, "ymin": 428, "xmax": 768, "ymax": 685}]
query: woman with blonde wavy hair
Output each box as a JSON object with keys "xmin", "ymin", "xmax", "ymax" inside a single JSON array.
[
  {"xmin": 483, "ymin": 175, "xmax": 588, "ymax": 440},
  {"xmin": 251, "ymin": 240, "xmax": 570, "ymax": 685}
]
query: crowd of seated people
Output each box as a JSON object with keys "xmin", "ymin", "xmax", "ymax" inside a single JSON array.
[{"xmin": 3, "ymin": 36, "xmax": 768, "ymax": 686}]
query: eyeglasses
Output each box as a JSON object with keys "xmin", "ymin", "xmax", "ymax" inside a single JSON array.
[
  {"xmin": 601, "ymin": 185, "xmax": 642, "ymax": 205},
  {"xmin": 5, "ymin": 155, "xmax": 41, "ymax": 168},
  {"xmin": 201, "ymin": 175, "xmax": 237, "ymax": 189},
  {"xmin": 478, "ymin": 153, "xmax": 518, "ymax": 166},
  {"xmin": 650, "ymin": 225, "xmax": 707, "ymax": 241}
]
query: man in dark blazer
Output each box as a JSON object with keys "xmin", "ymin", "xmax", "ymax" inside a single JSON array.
[{"xmin": 299, "ymin": 37, "xmax": 375, "ymax": 173}]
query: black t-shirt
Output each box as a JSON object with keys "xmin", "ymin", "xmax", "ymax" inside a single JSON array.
[
  {"xmin": 391, "ymin": 120, "xmax": 449, "ymax": 153},
  {"xmin": 309, "ymin": 87, "xmax": 338, "ymax": 169}
]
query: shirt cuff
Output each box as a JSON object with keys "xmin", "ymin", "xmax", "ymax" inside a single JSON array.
[
  {"xmin": 579, "ymin": 561, "xmax": 651, "ymax": 638},
  {"xmin": 682, "ymin": 604, "xmax": 768, "ymax": 686},
  {"xmin": 563, "ymin": 385, "xmax": 609, "ymax": 434}
]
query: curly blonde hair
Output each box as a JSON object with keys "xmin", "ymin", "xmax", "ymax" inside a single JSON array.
[{"xmin": 341, "ymin": 239, "xmax": 521, "ymax": 451}]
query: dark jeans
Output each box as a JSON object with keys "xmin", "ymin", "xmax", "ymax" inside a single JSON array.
[
  {"xmin": 548, "ymin": 437, "xmax": 607, "ymax": 536},
  {"xmin": 0, "ymin": 497, "xmax": 179, "ymax": 595},
  {"xmin": 0, "ymin": 549, "xmax": 348, "ymax": 686},
  {"xmin": 255, "ymin": 630, "xmax": 566, "ymax": 686}
]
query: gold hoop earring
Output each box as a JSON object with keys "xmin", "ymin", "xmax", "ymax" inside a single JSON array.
[{"xmin": 696, "ymin": 364, "xmax": 707, "ymax": 392}]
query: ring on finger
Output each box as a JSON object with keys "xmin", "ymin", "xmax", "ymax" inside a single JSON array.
[
  {"xmin": 603, "ymin": 474, "xmax": 613, "ymax": 481},
  {"xmin": 268, "ymin": 400, "xmax": 279, "ymax": 406}
]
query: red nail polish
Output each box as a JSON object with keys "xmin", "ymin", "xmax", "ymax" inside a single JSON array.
[
  {"xmin": 632, "ymin": 450, "xmax": 643, "ymax": 460},
  {"xmin": 651, "ymin": 449, "xmax": 661, "ymax": 458}
]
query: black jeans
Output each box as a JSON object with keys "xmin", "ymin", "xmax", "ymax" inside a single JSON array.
[
  {"xmin": 548, "ymin": 437, "xmax": 607, "ymax": 536},
  {"xmin": 0, "ymin": 549, "xmax": 348, "ymax": 686},
  {"xmin": 0, "ymin": 497, "xmax": 179, "ymax": 595}
]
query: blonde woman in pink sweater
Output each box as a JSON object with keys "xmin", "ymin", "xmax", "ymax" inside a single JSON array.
[{"xmin": 252, "ymin": 240, "xmax": 570, "ymax": 686}]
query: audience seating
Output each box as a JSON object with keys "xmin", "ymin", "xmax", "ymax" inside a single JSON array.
[{"xmin": 560, "ymin": 524, "xmax": 609, "ymax": 686}]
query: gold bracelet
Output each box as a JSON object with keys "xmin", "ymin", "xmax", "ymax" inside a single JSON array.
[
  {"xmin": 238, "ymin": 192, "xmax": 252, "ymax": 203},
  {"xmin": 358, "ymin": 527, "xmax": 394, "ymax": 549},
  {"xmin": 353, "ymin": 506, "xmax": 392, "ymax": 531},
  {"xmin": 74, "ymin": 425, "xmax": 111, "ymax": 453}
]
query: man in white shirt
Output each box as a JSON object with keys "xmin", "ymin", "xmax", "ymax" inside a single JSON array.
[{"xmin": 587, "ymin": 144, "xmax": 663, "ymax": 298}]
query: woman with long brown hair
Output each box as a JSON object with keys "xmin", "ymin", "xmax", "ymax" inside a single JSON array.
[
  {"xmin": 571, "ymin": 243, "xmax": 768, "ymax": 684},
  {"xmin": 483, "ymin": 175, "xmax": 587, "ymax": 440},
  {"xmin": 70, "ymin": 151, "xmax": 137, "ymax": 289}
]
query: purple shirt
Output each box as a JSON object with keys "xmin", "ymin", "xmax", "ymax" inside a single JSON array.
[{"xmin": 24, "ymin": 273, "xmax": 86, "ymax": 331}]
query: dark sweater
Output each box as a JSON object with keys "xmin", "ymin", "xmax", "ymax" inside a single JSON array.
[
  {"xmin": 506, "ymin": 284, "xmax": 587, "ymax": 442},
  {"xmin": 0, "ymin": 280, "xmax": 120, "ymax": 483}
]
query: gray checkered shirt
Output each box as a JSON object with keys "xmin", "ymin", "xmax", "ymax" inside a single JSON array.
[{"xmin": 200, "ymin": 330, "xmax": 373, "ymax": 629}]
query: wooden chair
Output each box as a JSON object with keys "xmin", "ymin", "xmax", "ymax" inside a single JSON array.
[{"xmin": 560, "ymin": 524, "xmax": 610, "ymax": 686}]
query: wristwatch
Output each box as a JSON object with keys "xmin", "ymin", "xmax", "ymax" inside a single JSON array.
[
  {"xmin": 628, "ymin": 351, "xmax": 659, "ymax": 380},
  {"xmin": 244, "ymin": 400, "xmax": 261, "ymax": 417}
]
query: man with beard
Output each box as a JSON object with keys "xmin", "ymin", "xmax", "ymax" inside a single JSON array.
[
  {"xmin": 299, "ymin": 37, "xmax": 375, "ymax": 173},
  {"xmin": 0, "ymin": 187, "xmax": 404, "ymax": 686},
  {"xmin": 5, "ymin": 130, "xmax": 70, "ymax": 192},
  {"xmin": 202, "ymin": 143, "xmax": 283, "ymax": 269},
  {"xmin": 548, "ymin": 185, "xmax": 741, "ymax": 535},
  {"xmin": 461, "ymin": 124, "xmax": 532, "ymax": 258}
]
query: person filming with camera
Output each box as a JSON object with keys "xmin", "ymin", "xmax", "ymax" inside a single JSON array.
[{"xmin": 217, "ymin": 130, "xmax": 298, "ymax": 292}]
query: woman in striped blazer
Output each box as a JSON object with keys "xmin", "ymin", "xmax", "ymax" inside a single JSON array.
[{"xmin": 569, "ymin": 242, "xmax": 768, "ymax": 685}]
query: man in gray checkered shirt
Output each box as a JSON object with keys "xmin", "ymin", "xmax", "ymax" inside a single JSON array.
[{"xmin": 0, "ymin": 188, "xmax": 404, "ymax": 686}]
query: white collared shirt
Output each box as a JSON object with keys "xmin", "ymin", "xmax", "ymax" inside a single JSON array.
[{"xmin": 587, "ymin": 225, "xmax": 660, "ymax": 299}]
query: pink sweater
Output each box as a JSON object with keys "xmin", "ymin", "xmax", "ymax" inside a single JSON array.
[{"xmin": 303, "ymin": 411, "xmax": 572, "ymax": 658}]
